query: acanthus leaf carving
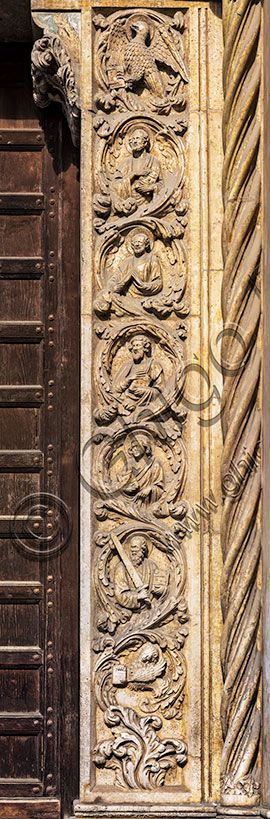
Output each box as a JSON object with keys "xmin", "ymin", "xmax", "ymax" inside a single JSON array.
[
  {"xmin": 93, "ymin": 706, "xmax": 187, "ymax": 790},
  {"xmin": 31, "ymin": 35, "xmax": 80, "ymax": 147}
]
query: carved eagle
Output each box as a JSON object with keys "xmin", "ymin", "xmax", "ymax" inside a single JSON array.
[{"xmin": 106, "ymin": 17, "xmax": 188, "ymax": 99}]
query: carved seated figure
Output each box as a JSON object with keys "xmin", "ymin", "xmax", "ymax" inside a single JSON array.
[
  {"xmin": 94, "ymin": 231, "xmax": 163, "ymax": 316},
  {"xmin": 117, "ymin": 433, "xmax": 165, "ymax": 506},
  {"xmin": 113, "ymin": 334, "xmax": 165, "ymax": 417},
  {"xmin": 114, "ymin": 535, "xmax": 168, "ymax": 611},
  {"xmin": 111, "ymin": 128, "xmax": 163, "ymax": 216}
]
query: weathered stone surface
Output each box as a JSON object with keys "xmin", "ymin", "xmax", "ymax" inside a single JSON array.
[
  {"xmin": 27, "ymin": 0, "xmax": 264, "ymax": 814},
  {"xmin": 76, "ymin": 2, "xmax": 224, "ymax": 809}
]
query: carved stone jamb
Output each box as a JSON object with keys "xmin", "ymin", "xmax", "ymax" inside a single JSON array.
[
  {"xmin": 31, "ymin": 34, "xmax": 80, "ymax": 148},
  {"xmin": 220, "ymin": 0, "xmax": 262, "ymax": 808},
  {"xmin": 87, "ymin": 7, "xmax": 190, "ymax": 798}
]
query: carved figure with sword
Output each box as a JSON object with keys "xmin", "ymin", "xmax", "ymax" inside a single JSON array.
[{"xmin": 112, "ymin": 532, "xmax": 167, "ymax": 611}]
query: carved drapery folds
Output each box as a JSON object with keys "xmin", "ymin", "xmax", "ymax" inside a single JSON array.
[
  {"xmin": 220, "ymin": 0, "xmax": 261, "ymax": 805},
  {"xmin": 31, "ymin": 34, "xmax": 80, "ymax": 147},
  {"xmin": 91, "ymin": 8, "xmax": 189, "ymax": 791}
]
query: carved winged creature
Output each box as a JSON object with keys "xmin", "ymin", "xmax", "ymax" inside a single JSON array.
[{"xmin": 107, "ymin": 17, "xmax": 188, "ymax": 101}]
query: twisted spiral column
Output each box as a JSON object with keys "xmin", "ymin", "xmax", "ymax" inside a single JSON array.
[{"xmin": 220, "ymin": 0, "xmax": 262, "ymax": 805}]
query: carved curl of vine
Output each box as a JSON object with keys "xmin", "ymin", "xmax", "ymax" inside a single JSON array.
[{"xmin": 220, "ymin": 0, "xmax": 261, "ymax": 805}]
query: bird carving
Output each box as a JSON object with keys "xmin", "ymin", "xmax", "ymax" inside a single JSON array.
[
  {"xmin": 106, "ymin": 16, "xmax": 188, "ymax": 101},
  {"xmin": 128, "ymin": 643, "xmax": 166, "ymax": 685}
]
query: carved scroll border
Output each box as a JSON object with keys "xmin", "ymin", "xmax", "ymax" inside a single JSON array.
[
  {"xmin": 83, "ymin": 6, "xmax": 193, "ymax": 796},
  {"xmin": 220, "ymin": 0, "xmax": 262, "ymax": 806}
]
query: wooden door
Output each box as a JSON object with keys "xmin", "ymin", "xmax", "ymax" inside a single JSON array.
[{"xmin": 0, "ymin": 45, "xmax": 79, "ymax": 819}]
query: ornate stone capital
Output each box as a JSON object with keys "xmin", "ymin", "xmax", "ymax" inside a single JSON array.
[{"xmin": 31, "ymin": 33, "xmax": 80, "ymax": 147}]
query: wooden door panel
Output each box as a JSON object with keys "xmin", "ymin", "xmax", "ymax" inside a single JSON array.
[
  {"xmin": 0, "ymin": 281, "xmax": 42, "ymax": 320},
  {"xmin": 0, "ymin": 151, "xmax": 43, "ymax": 192},
  {"xmin": 0, "ymin": 410, "xmax": 39, "ymax": 450},
  {"xmin": 0, "ymin": 45, "xmax": 79, "ymax": 818},
  {"xmin": 0, "ymin": 215, "xmax": 42, "ymax": 256},
  {"xmin": 0, "ymin": 669, "xmax": 40, "ymax": 711}
]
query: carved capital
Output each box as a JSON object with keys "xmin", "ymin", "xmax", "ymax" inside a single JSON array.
[{"xmin": 31, "ymin": 34, "xmax": 80, "ymax": 147}]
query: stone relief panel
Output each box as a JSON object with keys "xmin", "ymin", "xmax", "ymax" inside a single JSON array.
[
  {"xmin": 93, "ymin": 224, "xmax": 189, "ymax": 320},
  {"xmin": 92, "ymin": 424, "xmax": 187, "ymax": 521},
  {"xmin": 93, "ymin": 10, "xmax": 188, "ymax": 115},
  {"xmin": 92, "ymin": 524, "xmax": 189, "ymax": 789},
  {"xmin": 93, "ymin": 117, "xmax": 187, "ymax": 233},
  {"xmin": 90, "ymin": 6, "xmax": 190, "ymax": 793},
  {"xmin": 93, "ymin": 323, "xmax": 186, "ymax": 425}
]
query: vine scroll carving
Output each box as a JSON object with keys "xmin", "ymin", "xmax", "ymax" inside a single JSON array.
[{"xmin": 91, "ymin": 8, "xmax": 190, "ymax": 791}]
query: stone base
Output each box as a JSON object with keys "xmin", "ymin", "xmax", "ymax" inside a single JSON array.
[
  {"xmin": 216, "ymin": 808, "xmax": 260, "ymax": 819},
  {"xmin": 74, "ymin": 803, "xmax": 216, "ymax": 819},
  {"xmin": 73, "ymin": 805, "xmax": 266, "ymax": 819}
]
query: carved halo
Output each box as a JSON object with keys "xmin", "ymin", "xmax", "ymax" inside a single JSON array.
[
  {"xmin": 125, "ymin": 123, "xmax": 154, "ymax": 152},
  {"xmin": 125, "ymin": 226, "xmax": 154, "ymax": 253}
]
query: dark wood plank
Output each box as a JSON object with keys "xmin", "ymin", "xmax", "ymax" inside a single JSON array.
[
  {"xmin": 0, "ymin": 46, "xmax": 47, "ymax": 806},
  {"xmin": 0, "ymin": 344, "xmax": 42, "ymax": 386},
  {"xmin": 0, "ymin": 714, "xmax": 43, "ymax": 734},
  {"xmin": 59, "ymin": 117, "xmax": 79, "ymax": 817},
  {"xmin": 0, "ymin": 215, "xmax": 41, "ymax": 256},
  {"xmin": 0, "ymin": 194, "xmax": 44, "ymax": 213},
  {"xmin": 0, "ymin": 45, "xmax": 79, "ymax": 812},
  {"xmin": 0, "ymin": 450, "xmax": 43, "ymax": 472},
  {"xmin": 0, "ymin": 387, "xmax": 44, "ymax": 407},
  {"xmin": 42, "ymin": 108, "xmax": 61, "ymax": 805},
  {"xmin": 0, "ymin": 799, "xmax": 60, "ymax": 818},
  {"xmin": 0, "ymin": 582, "xmax": 42, "ymax": 600},
  {"xmin": 0, "ymin": 130, "xmax": 44, "ymax": 147},
  {"xmin": 0, "ymin": 282, "xmax": 41, "ymax": 322},
  {"xmin": 0, "ymin": 668, "xmax": 40, "ymax": 711},
  {"xmin": 0, "ymin": 258, "xmax": 45, "ymax": 278},
  {"xmin": 0, "ymin": 517, "xmax": 42, "ymax": 537},
  {"xmin": 0, "ymin": 649, "xmax": 42, "ymax": 668},
  {"xmin": 0, "ymin": 782, "xmax": 43, "ymax": 798},
  {"xmin": 0, "ymin": 151, "xmax": 42, "ymax": 194},
  {"xmin": 0, "ymin": 324, "xmax": 44, "ymax": 342}
]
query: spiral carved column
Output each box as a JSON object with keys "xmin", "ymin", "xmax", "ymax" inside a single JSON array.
[{"xmin": 220, "ymin": 0, "xmax": 262, "ymax": 806}]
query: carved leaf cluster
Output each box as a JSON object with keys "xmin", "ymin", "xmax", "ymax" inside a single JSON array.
[{"xmin": 31, "ymin": 35, "xmax": 80, "ymax": 147}]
